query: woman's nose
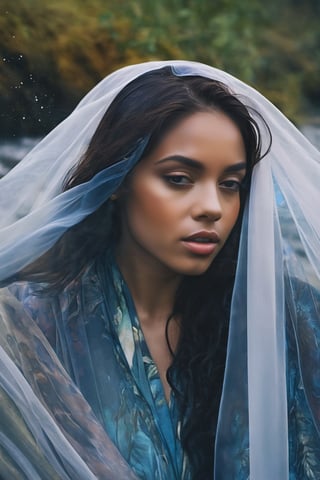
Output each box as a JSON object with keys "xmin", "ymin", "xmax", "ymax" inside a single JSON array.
[{"xmin": 192, "ymin": 185, "xmax": 222, "ymax": 221}]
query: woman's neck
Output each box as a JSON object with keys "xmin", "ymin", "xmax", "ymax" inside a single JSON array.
[
  {"xmin": 116, "ymin": 244, "xmax": 181, "ymax": 326},
  {"xmin": 116, "ymin": 242, "xmax": 181, "ymax": 402}
]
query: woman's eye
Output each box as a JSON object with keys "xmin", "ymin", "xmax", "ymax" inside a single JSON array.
[
  {"xmin": 164, "ymin": 174, "xmax": 192, "ymax": 185},
  {"xmin": 220, "ymin": 180, "xmax": 241, "ymax": 191}
]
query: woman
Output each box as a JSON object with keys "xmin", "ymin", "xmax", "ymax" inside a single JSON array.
[{"xmin": 0, "ymin": 61, "xmax": 319, "ymax": 480}]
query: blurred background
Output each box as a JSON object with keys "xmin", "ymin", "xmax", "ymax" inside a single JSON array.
[{"xmin": 0, "ymin": 0, "xmax": 319, "ymax": 174}]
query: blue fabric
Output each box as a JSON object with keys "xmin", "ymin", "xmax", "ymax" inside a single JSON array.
[
  {"xmin": 0, "ymin": 136, "xmax": 149, "ymax": 283},
  {"xmin": 286, "ymin": 287, "xmax": 320, "ymax": 479},
  {"xmin": 9, "ymin": 247, "xmax": 320, "ymax": 479},
  {"xmin": 19, "ymin": 250, "xmax": 190, "ymax": 480},
  {"xmin": 214, "ymin": 286, "xmax": 320, "ymax": 480}
]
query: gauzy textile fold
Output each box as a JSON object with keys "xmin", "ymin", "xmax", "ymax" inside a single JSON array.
[{"xmin": 0, "ymin": 61, "xmax": 319, "ymax": 479}]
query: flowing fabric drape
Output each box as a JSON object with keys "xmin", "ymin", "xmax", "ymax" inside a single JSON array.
[{"xmin": 0, "ymin": 61, "xmax": 319, "ymax": 479}]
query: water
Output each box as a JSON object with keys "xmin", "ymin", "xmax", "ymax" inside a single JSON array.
[
  {"xmin": 0, "ymin": 124, "xmax": 319, "ymax": 177},
  {"xmin": 0, "ymin": 137, "xmax": 41, "ymax": 177}
]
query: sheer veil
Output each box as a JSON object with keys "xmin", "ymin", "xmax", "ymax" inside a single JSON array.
[{"xmin": 0, "ymin": 61, "xmax": 319, "ymax": 478}]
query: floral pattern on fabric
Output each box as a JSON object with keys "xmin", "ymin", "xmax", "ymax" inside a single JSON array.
[{"xmin": 17, "ymin": 250, "xmax": 190, "ymax": 480}]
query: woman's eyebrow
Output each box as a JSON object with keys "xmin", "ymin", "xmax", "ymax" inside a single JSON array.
[
  {"xmin": 155, "ymin": 155, "xmax": 247, "ymax": 173},
  {"xmin": 155, "ymin": 155, "xmax": 204, "ymax": 169},
  {"xmin": 224, "ymin": 162, "xmax": 247, "ymax": 173}
]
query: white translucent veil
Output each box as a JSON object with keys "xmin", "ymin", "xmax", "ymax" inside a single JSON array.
[{"xmin": 0, "ymin": 60, "xmax": 319, "ymax": 479}]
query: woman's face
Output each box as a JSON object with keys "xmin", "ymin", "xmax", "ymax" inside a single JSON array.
[{"xmin": 118, "ymin": 110, "xmax": 247, "ymax": 278}]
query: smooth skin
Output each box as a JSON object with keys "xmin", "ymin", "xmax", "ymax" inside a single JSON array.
[{"xmin": 116, "ymin": 111, "xmax": 246, "ymax": 400}]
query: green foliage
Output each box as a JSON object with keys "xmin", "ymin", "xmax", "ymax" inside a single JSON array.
[{"xmin": 0, "ymin": 0, "xmax": 319, "ymax": 136}]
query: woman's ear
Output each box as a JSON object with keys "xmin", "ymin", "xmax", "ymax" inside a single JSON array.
[{"xmin": 110, "ymin": 183, "xmax": 129, "ymax": 202}]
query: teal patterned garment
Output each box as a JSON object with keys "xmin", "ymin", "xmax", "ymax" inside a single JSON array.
[
  {"xmin": 8, "ymin": 249, "xmax": 320, "ymax": 479},
  {"xmin": 19, "ymin": 249, "xmax": 190, "ymax": 480},
  {"xmin": 286, "ymin": 282, "xmax": 320, "ymax": 480},
  {"xmin": 214, "ymin": 279, "xmax": 320, "ymax": 480}
]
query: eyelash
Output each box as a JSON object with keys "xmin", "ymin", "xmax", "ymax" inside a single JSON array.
[
  {"xmin": 164, "ymin": 175, "xmax": 243, "ymax": 192},
  {"xmin": 219, "ymin": 179, "xmax": 242, "ymax": 192},
  {"xmin": 163, "ymin": 174, "xmax": 192, "ymax": 185}
]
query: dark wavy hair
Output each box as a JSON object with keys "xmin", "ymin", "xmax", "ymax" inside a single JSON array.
[{"xmin": 17, "ymin": 66, "xmax": 270, "ymax": 478}]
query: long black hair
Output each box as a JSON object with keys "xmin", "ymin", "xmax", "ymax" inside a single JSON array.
[{"xmin": 16, "ymin": 66, "xmax": 270, "ymax": 477}]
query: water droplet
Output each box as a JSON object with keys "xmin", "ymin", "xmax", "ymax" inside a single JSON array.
[
  {"xmin": 22, "ymin": 116, "xmax": 26, "ymax": 120},
  {"xmin": 34, "ymin": 95, "xmax": 39, "ymax": 102},
  {"xmin": 20, "ymin": 81, "xmax": 24, "ymax": 85},
  {"xmin": 40, "ymin": 105, "xmax": 44, "ymax": 109},
  {"xmin": 2, "ymin": 58, "xmax": 6, "ymax": 62}
]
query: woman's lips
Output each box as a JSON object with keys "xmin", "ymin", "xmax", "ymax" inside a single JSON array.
[
  {"xmin": 181, "ymin": 231, "xmax": 220, "ymax": 256},
  {"xmin": 181, "ymin": 240, "xmax": 218, "ymax": 255}
]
